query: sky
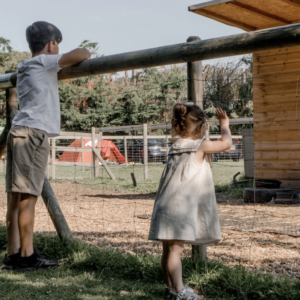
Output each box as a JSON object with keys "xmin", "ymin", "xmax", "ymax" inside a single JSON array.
[{"xmin": 0, "ymin": 0, "xmax": 244, "ymax": 59}]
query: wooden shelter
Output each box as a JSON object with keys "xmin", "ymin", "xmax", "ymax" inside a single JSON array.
[{"xmin": 189, "ymin": 0, "xmax": 300, "ymax": 188}]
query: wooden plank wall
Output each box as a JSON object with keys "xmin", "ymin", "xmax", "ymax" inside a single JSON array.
[{"xmin": 253, "ymin": 46, "xmax": 300, "ymax": 188}]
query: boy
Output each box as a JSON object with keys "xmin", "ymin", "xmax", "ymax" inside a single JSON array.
[{"xmin": 1, "ymin": 21, "xmax": 91, "ymax": 271}]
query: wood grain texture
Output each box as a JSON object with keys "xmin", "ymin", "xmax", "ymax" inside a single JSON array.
[
  {"xmin": 255, "ymin": 160, "xmax": 300, "ymax": 170},
  {"xmin": 253, "ymin": 81, "xmax": 299, "ymax": 95},
  {"xmin": 241, "ymin": 0, "xmax": 300, "ymax": 21},
  {"xmin": 253, "ymin": 101, "xmax": 299, "ymax": 113},
  {"xmin": 254, "ymin": 120, "xmax": 300, "ymax": 132},
  {"xmin": 255, "ymin": 169, "xmax": 300, "ymax": 180},
  {"xmin": 254, "ymin": 111, "xmax": 298, "ymax": 122},
  {"xmin": 254, "ymin": 130, "xmax": 300, "ymax": 142},
  {"xmin": 229, "ymin": 2, "xmax": 290, "ymax": 24},
  {"xmin": 253, "ymin": 61, "xmax": 300, "ymax": 76},
  {"xmin": 196, "ymin": 8, "xmax": 256, "ymax": 31},
  {"xmin": 190, "ymin": 0, "xmax": 300, "ymax": 31},
  {"xmin": 255, "ymin": 151, "xmax": 300, "ymax": 160},
  {"xmin": 255, "ymin": 142, "xmax": 300, "ymax": 151}
]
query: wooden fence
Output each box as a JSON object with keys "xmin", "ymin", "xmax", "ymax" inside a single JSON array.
[{"xmin": 48, "ymin": 118, "xmax": 251, "ymax": 181}]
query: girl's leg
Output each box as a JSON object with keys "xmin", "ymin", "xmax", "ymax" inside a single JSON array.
[
  {"xmin": 167, "ymin": 240, "xmax": 203, "ymax": 300},
  {"xmin": 19, "ymin": 193, "xmax": 38, "ymax": 257},
  {"xmin": 166, "ymin": 240, "xmax": 185, "ymax": 293},
  {"xmin": 162, "ymin": 241, "xmax": 172, "ymax": 288},
  {"xmin": 6, "ymin": 192, "xmax": 21, "ymax": 255}
]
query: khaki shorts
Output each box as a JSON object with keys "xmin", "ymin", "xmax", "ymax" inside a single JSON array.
[{"xmin": 6, "ymin": 126, "xmax": 50, "ymax": 196}]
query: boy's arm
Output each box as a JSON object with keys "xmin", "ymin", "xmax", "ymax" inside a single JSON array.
[
  {"xmin": 58, "ymin": 48, "xmax": 91, "ymax": 68},
  {"xmin": 200, "ymin": 108, "xmax": 232, "ymax": 153}
]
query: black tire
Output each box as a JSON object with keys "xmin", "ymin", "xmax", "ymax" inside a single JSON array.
[
  {"xmin": 269, "ymin": 188, "xmax": 293, "ymax": 199},
  {"xmin": 243, "ymin": 188, "xmax": 273, "ymax": 204}
]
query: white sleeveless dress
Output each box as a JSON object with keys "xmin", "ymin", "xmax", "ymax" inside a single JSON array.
[{"xmin": 148, "ymin": 138, "xmax": 222, "ymax": 245}]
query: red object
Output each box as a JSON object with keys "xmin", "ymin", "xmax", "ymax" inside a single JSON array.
[{"xmin": 58, "ymin": 139, "xmax": 125, "ymax": 164}]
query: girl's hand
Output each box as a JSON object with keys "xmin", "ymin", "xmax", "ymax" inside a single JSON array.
[{"xmin": 216, "ymin": 108, "xmax": 229, "ymax": 127}]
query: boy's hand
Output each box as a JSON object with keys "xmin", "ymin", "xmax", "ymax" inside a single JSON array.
[{"xmin": 216, "ymin": 108, "xmax": 229, "ymax": 127}]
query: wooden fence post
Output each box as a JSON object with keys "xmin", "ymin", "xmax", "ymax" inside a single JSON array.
[
  {"xmin": 124, "ymin": 136, "xmax": 128, "ymax": 166},
  {"xmin": 187, "ymin": 36, "xmax": 207, "ymax": 261},
  {"xmin": 96, "ymin": 131, "xmax": 103, "ymax": 177},
  {"xmin": 51, "ymin": 138, "xmax": 56, "ymax": 180},
  {"xmin": 41, "ymin": 176, "xmax": 72, "ymax": 240},
  {"xmin": 47, "ymin": 141, "xmax": 51, "ymax": 178},
  {"xmin": 91, "ymin": 128, "xmax": 116, "ymax": 180},
  {"xmin": 91, "ymin": 127, "xmax": 96, "ymax": 178},
  {"xmin": 81, "ymin": 137, "xmax": 84, "ymax": 171},
  {"xmin": 143, "ymin": 124, "xmax": 148, "ymax": 180}
]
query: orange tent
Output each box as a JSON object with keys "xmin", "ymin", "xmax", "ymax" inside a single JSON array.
[{"xmin": 58, "ymin": 139, "xmax": 125, "ymax": 164}]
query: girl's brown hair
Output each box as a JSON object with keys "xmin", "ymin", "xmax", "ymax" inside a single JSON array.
[{"xmin": 171, "ymin": 103, "xmax": 206, "ymax": 138}]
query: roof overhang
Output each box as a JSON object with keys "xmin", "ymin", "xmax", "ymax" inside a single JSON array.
[{"xmin": 189, "ymin": 0, "xmax": 300, "ymax": 31}]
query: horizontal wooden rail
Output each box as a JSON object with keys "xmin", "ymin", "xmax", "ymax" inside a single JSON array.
[
  {"xmin": 2, "ymin": 23, "xmax": 300, "ymax": 89},
  {"xmin": 96, "ymin": 118, "xmax": 253, "ymax": 132},
  {"xmin": 53, "ymin": 134, "xmax": 242, "ymax": 147}
]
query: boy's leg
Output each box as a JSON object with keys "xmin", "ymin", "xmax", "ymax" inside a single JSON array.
[
  {"xmin": 19, "ymin": 193, "xmax": 38, "ymax": 257},
  {"xmin": 6, "ymin": 192, "xmax": 21, "ymax": 255},
  {"xmin": 162, "ymin": 241, "xmax": 172, "ymax": 288}
]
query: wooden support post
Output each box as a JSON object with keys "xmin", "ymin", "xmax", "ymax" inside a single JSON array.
[
  {"xmin": 92, "ymin": 147, "xmax": 116, "ymax": 180},
  {"xmin": 91, "ymin": 127, "xmax": 96, "ymax": 178},
  {"xmin": 91, "ymin": 127, "xmax": 116, "ymax": 180},
  {"xmin": 143, "ymin": 124, "xmax": 148, "ymax": 180},
  {"xmin": 125, "ymin": 70, "xmax": 128, "ymax": 85},
  {"xmin": 41, "ymin": 176, "xmax": 72, "ymax": 240},
  {"xmin": 188, "ymin": 36, "xmax": 207, "ymax": 261},
  {"xmin": 0, "ymin": 74, "xmax": 18, "ymax": 158},
  {"xmin": 51, "ymin": 138, "xmax": 56, "ymax": 180},
  {"xmin": 81, "ymin": 137, "xmax": 84, "ymax": 171},
  {"xmin": 95, "ymin": 131, "xmax": 102, "ymax": 177},
  {"xmin": 166, "ymin": 136, "xmax": 169, "ymax": 153},
  {"xmin": 124, "ymin": 136, "xmax": 128, "ymax": 166},
  {"xmin": 47, "ymin": 142, "xmax": 51, "ymax": 179}
]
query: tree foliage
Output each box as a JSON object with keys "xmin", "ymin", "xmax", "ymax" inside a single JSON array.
[{"xmin": 0, "ymin": 39, "xmax": 253, "ymax": 134}]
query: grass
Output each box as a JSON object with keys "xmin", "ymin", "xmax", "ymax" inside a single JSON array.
[
  {"xmin": 1, "ymin": 224, "xmax": 300, "ymax": 300},
  {"xmin": 51, "ymin": 159, "xmax": 248, "ymax": 198}
]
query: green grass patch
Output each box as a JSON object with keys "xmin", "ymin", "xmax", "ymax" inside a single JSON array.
[
  {"xmin": 1, "ymin": 224, "xmax": 300, "ymax": 300},
  {"xmin": 50, "ymin": 160, "xmax": 247, "ymax": 198}
]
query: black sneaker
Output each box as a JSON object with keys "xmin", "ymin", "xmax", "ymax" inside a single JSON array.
[
  {"xmin": 15, "ymin": 249, "xmax": 58, "ymax": 271},
  {"xmin": 1, "ymin": 252, "xmax": 20, "ymax": 270}
]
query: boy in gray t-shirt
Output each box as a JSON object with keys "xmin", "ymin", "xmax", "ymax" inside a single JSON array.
[{"xmin": 1, "ymin": 21, "xmax": 91, "ymax": 271}]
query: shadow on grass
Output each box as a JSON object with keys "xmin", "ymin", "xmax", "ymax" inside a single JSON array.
[
  {"xmin": 83, "ymin": 193, "xmax": 156, "ymax": 200},
  {"xmin": 1, "ymin": 224, "xmax": 300, "ymax": 300}
]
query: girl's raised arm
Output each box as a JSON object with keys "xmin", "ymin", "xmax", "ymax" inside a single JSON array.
[{"xmin": 200, "ymin": 108, "xmax": 232, "ymax": 154}]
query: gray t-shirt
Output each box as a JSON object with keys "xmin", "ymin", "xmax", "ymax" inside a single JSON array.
[{"xmin": 13, "ymin": 54, "xmax": 63, "ymax": 137}]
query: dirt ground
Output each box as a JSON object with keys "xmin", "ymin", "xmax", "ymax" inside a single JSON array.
[{"xmin": 0, "ymin": 182, "xmax": 299, "ymax": 279}]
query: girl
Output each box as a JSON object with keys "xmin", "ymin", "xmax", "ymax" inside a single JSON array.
[{"xmin": 148, "ymin": 103, "xmax": 232, "ymax": 300}]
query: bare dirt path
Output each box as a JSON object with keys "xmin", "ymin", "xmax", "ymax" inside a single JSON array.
[{"xmin": 0, "ymin": 182, "xmax": 299, "ymax": 278}]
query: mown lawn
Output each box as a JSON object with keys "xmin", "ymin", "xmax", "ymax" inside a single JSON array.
[
  {"xmin": 1, "ymin": 224, "xmax": 300, "ymax": 300},
  {"xmin": 51, "ymin": 160, "xmax": 247, "ymax": 197}
]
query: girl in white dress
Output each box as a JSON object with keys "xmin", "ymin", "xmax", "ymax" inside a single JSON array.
[{"xmin": 148, "ymin": 103, "xmax": 232, "ymax": 300}]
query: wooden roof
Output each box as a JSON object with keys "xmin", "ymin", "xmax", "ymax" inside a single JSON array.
[{"xmin": 189, "ymin": 0, "xmax": 300, "ymax": 31}]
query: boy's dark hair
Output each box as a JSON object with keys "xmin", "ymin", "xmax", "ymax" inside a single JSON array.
[{"xmin": 26, "ymin": 21, "xmax": 62, "ymax": 54}]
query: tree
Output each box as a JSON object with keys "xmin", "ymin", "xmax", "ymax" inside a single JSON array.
[{"xmin": 0, "ymin": 37, "xmax": 12, "ymax": 68}]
